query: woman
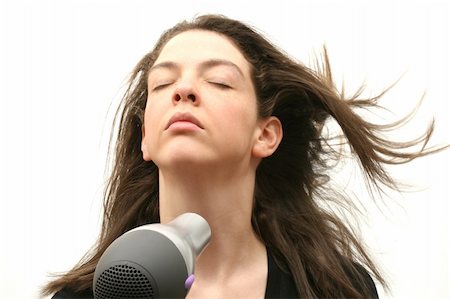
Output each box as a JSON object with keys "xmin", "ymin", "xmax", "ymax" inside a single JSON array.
[{"xmin": 43, "ymin": 14, "xmax": 440, "ymax": 298}]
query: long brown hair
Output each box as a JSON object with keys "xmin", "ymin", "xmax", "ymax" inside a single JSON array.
[{"xmin": 43, "ymin": 14, "xmax": 443, "ymax": 298}]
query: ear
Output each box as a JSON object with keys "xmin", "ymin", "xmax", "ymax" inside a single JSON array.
[
  {"xmin": 141, "ymin": 124, "xmax": 152, "ymax": 161},
  {"xmin": 252, "ymin": 116, "xmax": 283, "ymax": 158}
]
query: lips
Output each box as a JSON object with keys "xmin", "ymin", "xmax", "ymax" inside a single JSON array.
[{"xmin": 166, "ymin": 112, "xmax": 204, "ymax": 130}]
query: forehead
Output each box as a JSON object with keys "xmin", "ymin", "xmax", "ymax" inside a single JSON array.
[{"xmin": 154, "ymin": 30, "xmax": 251, "ymax": 75}]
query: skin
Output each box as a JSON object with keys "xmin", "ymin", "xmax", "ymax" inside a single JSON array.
[{"xmin": 141, "ymin": 30, "xmax": 283, "ymax": 299}]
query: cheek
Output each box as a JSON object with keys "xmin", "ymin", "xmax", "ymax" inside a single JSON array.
[
  {"xmin": 142, "ymin": 103, "xmax": 161, "ymax": 146},
  {"xmin": 218, "ymin": 101, "xmax": 258, "ymax": 137},
  {"xmin": 143, "ymin": 97, "xmax": 167, "ymax": 130}
]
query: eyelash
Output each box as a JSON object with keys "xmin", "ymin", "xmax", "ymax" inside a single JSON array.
[
  {"xmin": 152, "ymin": 83, "xmax": 172, "ymax": 91},
  {"xmin": 209, "ymin": 81, "xmax": 231, "ymax": 89}
]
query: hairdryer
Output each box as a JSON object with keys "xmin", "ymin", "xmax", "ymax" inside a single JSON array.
[{"xmin": 93, "ymin": 213, "xmax": 211, "ymax": 299}]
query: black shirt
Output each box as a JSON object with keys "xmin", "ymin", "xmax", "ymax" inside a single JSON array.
[{"xmin": 52, "ymin": 252, "xmax": 378, "ymax": 298}]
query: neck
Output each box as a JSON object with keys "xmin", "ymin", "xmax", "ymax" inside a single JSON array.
[{"xmin": 158, "ymin": 164, "xmax": 266, "ymax": 282}]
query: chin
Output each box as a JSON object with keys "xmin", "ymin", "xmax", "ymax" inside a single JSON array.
[{"xmin": 156, "ymin": 152, "xmax": 216, "ymax": 169}]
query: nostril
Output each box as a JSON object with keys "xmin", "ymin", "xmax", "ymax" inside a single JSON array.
[
  {"xmin": 188, "ymin": 94, "xmax": 196, "ymax": 102},
  {"xmin": 174, "ymin": 93, "xmax": 196, "ymax": 102}
]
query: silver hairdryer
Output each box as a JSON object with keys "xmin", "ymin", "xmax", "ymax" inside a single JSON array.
[{"xmin": 93, "ymin": 213, "xmax": 211, "ymax": 299}]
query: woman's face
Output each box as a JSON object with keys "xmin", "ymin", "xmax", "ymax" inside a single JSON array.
[{"xmin": 141, "ymin": 30, "xmax": 262, "ymax": 171}]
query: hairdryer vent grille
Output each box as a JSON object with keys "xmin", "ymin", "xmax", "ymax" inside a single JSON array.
[{"xmin": 95, "ymin": 264, "xmax": 154, "ymax": 299}]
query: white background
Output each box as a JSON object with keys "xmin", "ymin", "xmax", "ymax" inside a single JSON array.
[{"xmin": 0, "ymin": 0, "xmax": 448, "ymax": 298}]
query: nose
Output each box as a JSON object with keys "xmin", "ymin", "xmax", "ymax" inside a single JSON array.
[{"xmin": 172, "ymin": 80, "xmax": 199, "ymax": 105}]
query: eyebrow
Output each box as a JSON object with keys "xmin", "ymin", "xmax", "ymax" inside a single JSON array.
[{"xmin": 148, "ymin": 59, "xmax": 245, "ymax": 78}]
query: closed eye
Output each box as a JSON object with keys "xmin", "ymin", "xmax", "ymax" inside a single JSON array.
[
  {"xmin": 152, "ymin": 83, "xmax": 173, "ymax": 91},
  {"xmin": 209, "ymin": 81, "xmax": 232, "ymax": 89}
]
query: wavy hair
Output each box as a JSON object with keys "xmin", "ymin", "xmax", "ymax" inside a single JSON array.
[{"xmin": 43, "ymin": 14, "xmax": 442, "ymax": 298}]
